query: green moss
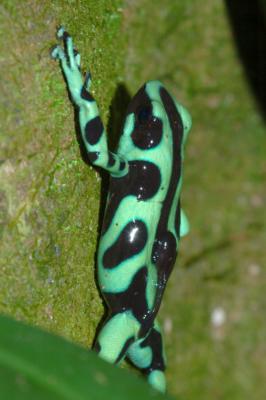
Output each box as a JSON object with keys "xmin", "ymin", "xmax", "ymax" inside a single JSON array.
[{"xmin": 0, "ymin": 0, "xmax": 124, "ymax": 347}]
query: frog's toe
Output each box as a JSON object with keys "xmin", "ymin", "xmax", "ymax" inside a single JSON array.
[
  {"xmin": 50, "ymin": 45, "xmax": 69, "ymax": 73},
  {"xmin": 84, "ymin": 71, "xmax": 91, "ymax": 89},
  {"xmin": 148, "ymin": 370, "xmax": 166, "ymax": 393},
  {"xmin": 74, "ymin": 50, "xmax": 81, "ymax": 68},
  {"xmin": 50, "ymin": 45, "xmax": 61, "ymax": 60},
  {"xmin": 60, "ymin": 30, "xmax": 76, "ymax": 69},
  {"xmin": 57, "ymin": 25, "xmax": 66, "ymax": 39}
]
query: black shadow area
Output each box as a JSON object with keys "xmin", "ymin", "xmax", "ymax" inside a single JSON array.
[{"xmin": 224, "ymin": 0, "xmax": 266, "ymax": 120}]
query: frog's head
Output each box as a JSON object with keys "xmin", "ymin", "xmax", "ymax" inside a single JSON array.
[{"xmin": 118, "ymin": 80, "xmax": 191, "ymax": 159}]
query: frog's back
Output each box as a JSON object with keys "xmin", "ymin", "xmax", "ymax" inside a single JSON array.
[{"xmin": 97, "ymin": 81, "xmax": 191, "ymax": 332}]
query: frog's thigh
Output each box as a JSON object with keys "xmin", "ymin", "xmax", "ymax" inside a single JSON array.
[
  {"xmin": 127, "ymin": 321, "xmax": 166, "ymax": 392},
  {"xmin": 94, "ymin": 312, "xmax": 139, "ymax": 364}
]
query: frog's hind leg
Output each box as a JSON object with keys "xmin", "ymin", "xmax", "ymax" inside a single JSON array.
[
  {"xmin": 94, "ymin": 311, "xmax": 140, "ymax": 364},
  {"xmin": 127, "ymin": 320, "xmax": 166, "ymax": 392}
]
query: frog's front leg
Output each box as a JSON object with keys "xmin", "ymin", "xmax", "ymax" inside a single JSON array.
[{"xmin": 51, "ymin": 27, "xmax": 128, "ymax": 177}]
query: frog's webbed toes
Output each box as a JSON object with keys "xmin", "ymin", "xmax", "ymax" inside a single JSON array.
[
  {"xmin": 57, "ymin": 27, "xmax": 79, "ymax": 70},
  {"xmin": 52, "ymin": 27, "xmax": 82, "ymax": 73},
  {"xmin": 50, "ymin": 45, "xmax": 65, "ymax": 61},
  {"xmin": 52, "ymin": 26, "xmax": 87, "ymax": 103}
]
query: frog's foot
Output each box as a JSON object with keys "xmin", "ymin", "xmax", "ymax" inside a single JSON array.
[
  {"xmin": 127, "ymin": 322, "xmax": 166, "ymax": 392},
  {"xmin": 147, "ymin": 370, "xmax": 166, "ymax": 393},
  {"xmin": 51, "ymin": 26, "xmax": 91, "ymax": 105}
]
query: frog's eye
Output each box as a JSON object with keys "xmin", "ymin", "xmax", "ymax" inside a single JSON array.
[{"xmin": 137, "ymin": 106, "xmax": 152, "ymax": 124}]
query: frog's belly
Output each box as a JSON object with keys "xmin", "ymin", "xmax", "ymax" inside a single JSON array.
[{"xmin": 97, "ymin": 197, "xmax": 160, "ymax": 299}]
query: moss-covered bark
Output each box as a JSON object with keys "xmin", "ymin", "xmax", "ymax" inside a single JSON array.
[
  {"xmin": 0, "ymin": 0, "xmax": 124, "ymax": 346},
  {"xmin": 1, "ymin": 1, "xmax": 265, "ymax": 399}
]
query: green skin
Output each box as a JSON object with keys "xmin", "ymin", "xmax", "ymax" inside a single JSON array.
[{"xmin": 51, "ymin": 27, "xmax": 191, "ymax": 393}]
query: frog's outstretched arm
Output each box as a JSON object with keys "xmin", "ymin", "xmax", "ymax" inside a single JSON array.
[{"xmin": 51, "ymin": 27, "xmax": 128, "ymax": 177}]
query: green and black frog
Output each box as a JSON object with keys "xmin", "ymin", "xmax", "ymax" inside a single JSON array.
[{"xmin": 51, "ymin": 27, "xmax": 192, "ymax": 392}]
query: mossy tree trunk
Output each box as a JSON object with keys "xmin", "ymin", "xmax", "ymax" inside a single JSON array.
[
  {"xmin": 0, "ymin": 0, "xmax": 124, "ymax": 347},
  {"xmin": 1, "ymin": 1, "xmax": 266, "ymax": 399}
]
